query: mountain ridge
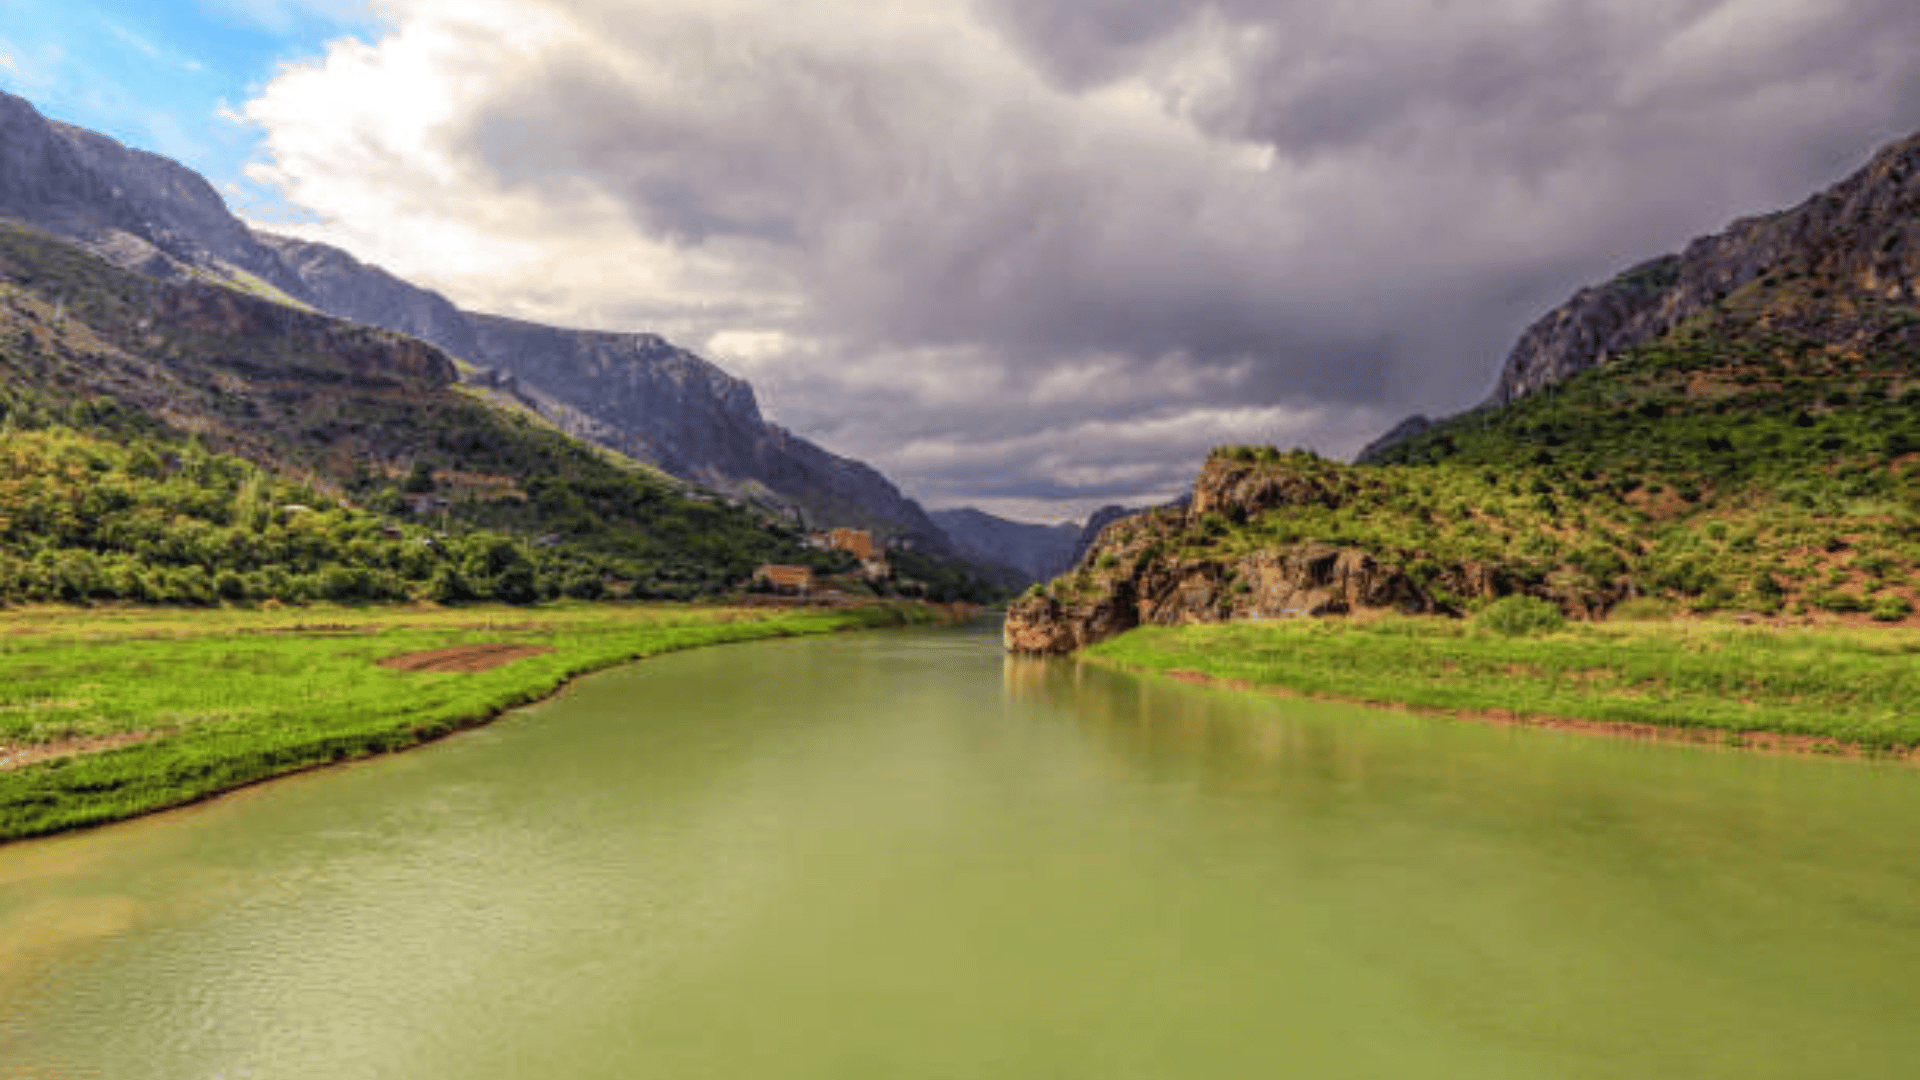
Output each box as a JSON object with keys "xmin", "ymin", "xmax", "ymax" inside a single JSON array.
[
  {"xmin": 1362, "ymin": 128, "xmax": 1920, "ymax": 460},
  {"xmin": 0, "ymin": 90, "xmax": 957, "ymax": 552}
]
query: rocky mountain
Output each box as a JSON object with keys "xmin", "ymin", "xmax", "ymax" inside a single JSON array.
[
  {"xmin": 1362, "ymin": 128, "xmax": 1920, "ymax": 461},
  {"xmin": 1013, "ymin": 127, "xmax": 1920, "ymax": 653},
  {"xmin": 251, "ymin": 231, "xmax": 482, "ymax": 360},
  {"xmin": 467, "ymin": 314, "xmax": 951, "ymax": 542},
  {"xmin": 928, "ymin": 509, "xmax": 1080, "ymax": 585},
  {"xmin": 0, "ymin": 90, "xmax": 951, "ymax": 551},
  {"xmin": 0, "ymin": 213, "xmax": 840, "ymax": 600}
]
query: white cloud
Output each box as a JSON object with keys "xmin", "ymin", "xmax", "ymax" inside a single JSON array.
[{"xmin": 238, "ymin": 0, "xmax": 1920, "ymax": 520}]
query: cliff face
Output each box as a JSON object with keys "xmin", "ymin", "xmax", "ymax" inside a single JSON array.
[
  {"xmin": 1004, "ymin": 454, "xmax": 1479, "ymax": 655},
  {"xmin": 255, "ymin": 232, "xmax": 482, "ymax": 360},
  {"xmin": 1489, "ymin": 130, "xmax": 1920, "ymax": 406},
  {"xmin": 468, "ymin": 314, "xmax": 950, "ymax": 546},
  {"xmin": 51, "ymin": 121, "xmax": 279, "ymax": 278},
  {"xmin": 0, "ymin": 97, "xmax": 142, "ymax": 244},
  {"xmin": 0, "ymin": 89, "xmax": 952, "ymax": 548}
]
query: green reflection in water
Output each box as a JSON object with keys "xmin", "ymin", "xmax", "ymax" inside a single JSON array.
[{"xmin": 3, "ymin": 623, "xmax": 1918, "ymax": 1079}]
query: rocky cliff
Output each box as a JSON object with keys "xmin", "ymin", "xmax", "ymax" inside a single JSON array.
[
  {"xmin": 0, "ymin": 89, "xmax": 952, "ymax": 549},
  {"xmin": 1360, "ymin": 128, "xmax": 1920, "ymax": 462},
  {"xmin": 1492, "ymin": 130, "xmax": 1920, "ymax": 406},
  {"xmin": 469, "ymin": 313, "xmax": 951, "ymax": 545},
  {"xmin": 253, "ymin": 231, "xmax": 482, "ymax": 360},
  {"xmin": 1004, "ymin": 453, "xmax": 1483, "ymax": 655},
  {"xmin": 0, "ymin": 96, "xmax": 144, "ymax": 251}
]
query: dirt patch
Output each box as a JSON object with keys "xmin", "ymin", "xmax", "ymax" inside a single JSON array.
[
  {"xmin": 1, "ymin": 731, "xmax": 158, "ymax": 771},
  {"xmin": 377, "ymin": 643, "xmax": 554, "ymax": 673}
]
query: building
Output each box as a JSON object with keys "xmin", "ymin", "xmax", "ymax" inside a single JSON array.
[
  {"xmin": 753, "ymin": 564, "xmax": 815, "ymax": 595},
  {"xmin": 829, "ymin": 528, "xmax": 876, "ymax": 560}
]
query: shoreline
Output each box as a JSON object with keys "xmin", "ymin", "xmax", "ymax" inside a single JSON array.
[
  {"xmin": 0, "ymin": 600, "xmax": 957, "ymax": 846},
  {"xmin": 1080, "ymin": 620, "xmax": 1920, "ymax": 764},
  {"xmin": 1131, "ymin": 664, "xmax": 1919, "ymax": 762}
]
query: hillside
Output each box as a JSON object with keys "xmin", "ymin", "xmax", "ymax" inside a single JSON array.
[
  {"xmin": 0, "ymin": 217, "xmax": 901, "ymax": 603},
  {"xmin": 1007, "ymin": 130, "xmax": 1920, "ymax": 653},
  {"xmin": 0, "ymin": 90, "xmax": 955, "ymax": 551}
]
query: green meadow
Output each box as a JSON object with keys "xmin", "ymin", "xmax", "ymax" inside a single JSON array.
[
  {"xmin": 1085, "ymin": 613, "xmax": 1920, "ymax": 753},
  {"xmin": 0, "ymin": 601, "xmax": 934, "ymax": 843}
]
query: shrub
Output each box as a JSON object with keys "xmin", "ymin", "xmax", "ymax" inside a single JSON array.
[
  {"xmin": 1475, "ymin": 595, "xmax": 1566, "ymax": 636},
  {"xmin": 1814, "ymin": 589, "xmax": 1869, "ymax": 614},
  {"xmin": 1871, "ymin": 596, "xmax": 1914, "ymax": 622}
]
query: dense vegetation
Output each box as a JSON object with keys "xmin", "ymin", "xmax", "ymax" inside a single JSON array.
[
  {"xmin": 1088, "ymin": 617, "xmax": 1920, "ymax": 751},
  {"xmin": 0, "ymin": 602, "xmax": 939, "ymax": 842},
  {"xmin": 1164, "ymin": 278, "xmax": 1920, "ymax": 620}
]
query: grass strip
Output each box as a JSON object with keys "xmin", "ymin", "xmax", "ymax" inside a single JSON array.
[
  {"xmin": 1083, "ymin": 617, "xmax": 1920, "ymax": 752},
  {"xmin": 0, "ymin": 601, "xmax": 936, "ymax": 843}
]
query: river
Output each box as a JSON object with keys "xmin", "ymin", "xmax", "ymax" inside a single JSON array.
[{"xmin": 2, "ymin": 621, "xmax": 1918, "ymax": 1078}]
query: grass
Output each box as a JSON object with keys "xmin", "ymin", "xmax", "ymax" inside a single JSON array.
[
  {"xmin": 0, "ymin": 600, "xmax": 937, "ymax": 843},
  {"xmin": 1084, "ymin": 616, "xmax": 1920, "ymax": 752}
]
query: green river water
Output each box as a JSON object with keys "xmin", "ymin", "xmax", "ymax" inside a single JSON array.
[{"xmin": 2, "ymin": 621, "xmax": 1918, "ymax": 1078}]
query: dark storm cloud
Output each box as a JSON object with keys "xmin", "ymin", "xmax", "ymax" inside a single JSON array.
[{"xmin": 254, "ymin": 0, "xmax": 1920, "ymax": 518}]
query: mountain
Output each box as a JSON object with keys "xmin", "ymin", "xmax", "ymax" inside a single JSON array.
[
  {"xmin": 0, "ymin": 90, "xmax": 950, "ymax": 550},
  {"xmin": 928, "ymin": 509, "xmax": 1080, "ymax": 585},
  {"xmin": 0, "ymin": 215, "xmax": 830, "ymax": 603},
  {"xmin": 1360, "ymin": 126, "xmax": 1920, "ymax": 465},
  {"xmin": 465, "ymin": 313, "xmax": 952, "ymax": 541},
  {"xmin": 1009, "ymin": 128, "xmax": 1920, "ymax": 652},
  {"xmin": 1488, "ymin": 131, "xmax": 1918, "ymax": 407}
]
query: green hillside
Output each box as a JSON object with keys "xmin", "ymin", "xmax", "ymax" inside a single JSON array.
[
  {"xmin": 1368, "ymin": 276, "xmax": 1920, "ymax": 617},
  {"xmin": 1008, "ymin": 275, "xmax": 1920, "ymax": 657},
  {"xmin": 0, "ymin": 217, "xmax": 959, "ymax": 604}
]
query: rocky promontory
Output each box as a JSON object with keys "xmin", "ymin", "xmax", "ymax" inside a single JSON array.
[{"xmin": 1004, "ymin": 452, "xmax": 1500, "ymax": 655}]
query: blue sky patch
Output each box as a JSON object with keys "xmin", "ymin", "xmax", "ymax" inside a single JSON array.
[{"xmin": 0, "ymin": 0, "xmax": 379, "ymax": 220}]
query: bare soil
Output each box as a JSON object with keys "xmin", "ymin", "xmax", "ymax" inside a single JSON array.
[
  {"xmin": 0, "ymin": 732, "xmax": 157, "ymax": 772},
  {"xmin": 377, "ymin": 643, "xmax": 554, "ymax": 673}
]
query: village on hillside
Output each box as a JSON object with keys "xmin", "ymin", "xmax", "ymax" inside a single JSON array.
[{"xmin": 751, "ymin": 529, "xmax": 911, "ymax": 601}]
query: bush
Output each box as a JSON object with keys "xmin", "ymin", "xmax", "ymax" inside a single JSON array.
[
  {"xmin": 1475, "ymin": 595, "xmax": 1567, "ymax": 636},
  {"xmin": 1814, "ymin": 589, "xmax": 1869, "ymax": 614},
  {"xmin": 1871, "ymin": 596, "xmax": 1914, "ymax": 622}
]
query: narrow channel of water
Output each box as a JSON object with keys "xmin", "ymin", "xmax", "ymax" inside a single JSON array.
[{"xmin": 3, "ymin": 621, "xmax": 1918, "ymax": 1079}]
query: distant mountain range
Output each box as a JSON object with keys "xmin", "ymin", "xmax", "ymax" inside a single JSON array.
[
  {"xmin": 929, "ymin": 509, "xmax": 1080, "ymax": 584},
  {"xmin": 0, "ymin": 89, "xmax": 1060, "ymax": 561}
]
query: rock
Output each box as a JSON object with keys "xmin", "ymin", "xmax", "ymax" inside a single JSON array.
[{"xmin": 1489, "ymin": 130, "xmax": 1920, "ymax": 406}]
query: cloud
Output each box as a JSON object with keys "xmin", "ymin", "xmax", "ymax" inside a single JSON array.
[{"xmin": 242, "ymin": 0, "xmax": 1920, "ymax": 520}]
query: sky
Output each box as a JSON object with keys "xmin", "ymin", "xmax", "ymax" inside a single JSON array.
[{"xmin": 5, "ymin": 1, "xmax": 1920, "ymax": 523}]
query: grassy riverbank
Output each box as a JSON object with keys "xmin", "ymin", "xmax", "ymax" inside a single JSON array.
[
  {"xmin": 0, "ymin": 601, "xmax": 937, "ymax": 842},
  {"xmin": 1084, "ymin": 617, "xmax": 1920, "ymax": 754}
]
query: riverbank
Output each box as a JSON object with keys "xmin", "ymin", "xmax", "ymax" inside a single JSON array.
[
  {"xmin": 1083, "ymin": 617, "xmax": 1920, "ymax": 757},
  {"xmin": 0, "ymin": 601, "xmax": 943, "ymax": 843}
]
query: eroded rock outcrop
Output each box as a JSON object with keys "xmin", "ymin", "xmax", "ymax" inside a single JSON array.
[{"xmin": 1004, "ymin": 455, "xmax": 1453, "ymax": 655}]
